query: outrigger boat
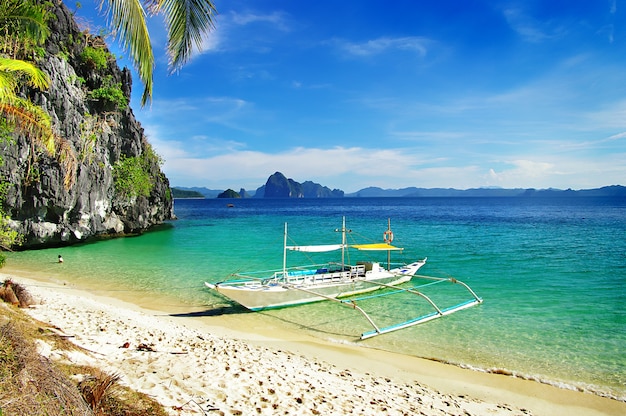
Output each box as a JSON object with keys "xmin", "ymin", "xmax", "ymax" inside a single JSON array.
[{"xmin": 205, "ymin": 218, "xmax": 483, "ymax": 339}]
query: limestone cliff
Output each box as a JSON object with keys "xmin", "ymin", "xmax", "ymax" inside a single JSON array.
[
  {"xmin": 260, "ymin": 172, "xmax": 344, "ymax": 198},
  {"xmin": 0, "ymin": 2, "xmax": 174, "ymax": 248}
]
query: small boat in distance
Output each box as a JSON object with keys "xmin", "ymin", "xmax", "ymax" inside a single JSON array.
[{"xmin": 205, "ymin": 218, "xmax": 483, "ymax": 338}]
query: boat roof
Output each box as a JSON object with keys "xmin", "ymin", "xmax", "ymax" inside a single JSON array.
[{"xmin": 351, "ymin": 243, "xmax": 403, "ymax": 251}]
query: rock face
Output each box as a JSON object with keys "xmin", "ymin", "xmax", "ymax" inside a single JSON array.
[
  {"xmin": 0, "ymin": 2, "xmax": 173, "ymax": 248},
  {"xmin": 263, "ymin": 172, "xmax": 303, "ymax": 198},
  {"xmin": 301, "ymin": 181, "xmax": 344, "ymax": 198},
  {"xmin": 261, "ymin": 172, "xmax": 344, "ymax": 198}
]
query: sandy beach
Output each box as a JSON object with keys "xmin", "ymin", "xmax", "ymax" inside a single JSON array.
[{"xmin": 4, "ymin": 272, "xmax": 624, "ymax": 416}]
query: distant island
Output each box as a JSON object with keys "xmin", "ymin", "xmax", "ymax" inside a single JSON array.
[
  {"xmin": 172, "ymin": 174, "xmax": 626, "ymax": 199},
  {"xmin": 170, "ymin": 188, "xmax": 205, "ymax": 198},
  {"xmin": 173, "ymin": 172, "xmax": 344, "ymax": 198},
  {"xmin": 346, "ymin": 185, "xmax": 626, "ymax": 198}
]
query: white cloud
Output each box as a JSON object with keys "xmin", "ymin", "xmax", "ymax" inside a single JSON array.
[
  {"xmin": 198, "ymin": 9, "xmax": 291, "ymax": 53},
  {"xmin": 230, "ymin": 11, "xmax": 290, "ymax": 31},
  {"xmin": 335, "ymin": 36, "xmax": 431, "ymax": 58},
  {"xmin": 158, "ymin": 141, "xmax": 626, "ymax": 191},
  {"xmin": 502, "ymin": 7, "xmax": 567, "ymax": 43}
]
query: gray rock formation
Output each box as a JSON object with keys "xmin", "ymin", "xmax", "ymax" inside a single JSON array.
[
  {"xmin": 263, "ymin": 172, "xmax": 303, "ymax": 198},
  {"xmin": 261, "ymin": 172, "xmax": 343, "ymax": 198},
  {"xmin": 0, "ymin": 2, "xmax": 173, "ymax": 248}
]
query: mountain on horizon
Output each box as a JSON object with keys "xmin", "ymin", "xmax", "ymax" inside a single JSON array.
[
  {"xmin": 346, "ymin": 185, "xmax": 626, "ymax": 197},
  {"xmin": 172, "ymin": 183, "xmax": 626, "ymax": 199}
]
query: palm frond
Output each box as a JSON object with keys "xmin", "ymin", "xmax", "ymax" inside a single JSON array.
[
  {"xmin": 100, "ymin": 0, "xmax": 154, "ymax": 106},
  {"xmin": 56, "ymin": 135, "xmax": 77, "ymax": 190},
  {"xmin": 0, "ymin": 71, "xmax": 18, "ymax": 101},
  {"xmin": 157, "ymin": 0, "xmax": 217, "ymax": 72},
  {"xmin": 1, "ymin": 101, "xmax": 77, "ymax": 190},
  {"xmin": 0, "ymin": 57, "xmax": 49, "ymax": 91},
  {"xmin": 0, "ymin": 0, "xmax": 50, "ymax": 51},
  {"xmin": 0, "ymin": 99, "xmax": 55, "ymax": 156}
]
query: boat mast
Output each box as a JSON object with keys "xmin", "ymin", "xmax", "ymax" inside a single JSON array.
[
  {"xmin": 387, "ymin": 218, "xmax": 391, "ymax": 271},
  {"xmin": 335, "ymin": 217, "xmax": 350, "ymax": 269},
  {"xmin": 283, "ymin": 222, "xmax": 288, "ymax": 277},
  {"xmin": 341, "ymin": 216, "xmax": 346, "ymax": 268}
]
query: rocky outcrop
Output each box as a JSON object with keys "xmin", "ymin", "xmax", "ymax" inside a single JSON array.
[
  {"xmin": 262, "ymin": 172, "xmax": 303, "ymax": 198},
  {"xmin": 301, "ymin": 181, "xmax": 344, "ymax": 198},
  {"xmin": 260, "ymin": 172, "xmax": 343, "ymax": 198},
  {"xmin": 0, "ymin": 2, "xmax": 173, "ymax": 248}
]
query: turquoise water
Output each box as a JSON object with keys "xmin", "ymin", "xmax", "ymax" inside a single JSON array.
[{"xmin": 6, "ymin": 197, "xmax": 626, "ymax": 400}]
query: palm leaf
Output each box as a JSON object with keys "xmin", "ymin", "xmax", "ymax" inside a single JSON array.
[
  {"xmin": 156, "ymin": 0, "xmax": 217, "ymax": 72},
  {"xmin": 0, "ymin": 57, "xmax": 49, "ymax": 91},
  {"xmin": 0, "ymin": 99, "xmax": 55, "ymax": 156},
  {"xmin": 100, "ymin": 0, "xmax": 154, "ymax": 106},
  {"xmin": 56, "ymin": 135, "xmax": 78, "ymax": 190},
  {"xmin": 0, "ymin": 71, "xmax": 18, "ymax": 102},
  {"xmin": 1, "ymin": 101, "xmax": 76, "ymax": 190},
  {"xmin": 0, "ymin": 0, "xmax": 50, "ymax": 52}
]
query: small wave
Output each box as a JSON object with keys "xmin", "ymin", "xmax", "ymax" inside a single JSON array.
[
  {"xmin": 324, "ymin": 337, "xmax": 626, "ymax": 403},
  {"xmin": 457, "ymin": 363, "xmax": 626, "ymax": 403}
]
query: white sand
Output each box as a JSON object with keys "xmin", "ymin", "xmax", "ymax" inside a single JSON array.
[{"xmin": 6, "ymin": 274, "xmax": 625, "ymax": 416}]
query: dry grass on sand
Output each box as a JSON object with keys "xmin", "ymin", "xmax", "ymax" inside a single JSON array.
[{"xmin": 0, "ymin": 279, "xmax": 167, "ymax": 416}]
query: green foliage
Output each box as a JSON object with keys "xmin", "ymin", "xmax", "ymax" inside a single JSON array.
[
  {"xmin": 217, "ymin": 189, "xmax": 240, "ymax": 198},
  {"xmin": 68, "ymin": 74, "xmax": 85, "ymax": 85},
  {"xmin": 78, "ymin": 113, "xmax": 102, "ymax": 163},
  {"xmin": 0, "ymin": 1, "xmax": 77, "ymax": 191},
  {"xmin": 80, "ymin": 45, "xmax": 109, "ymax": 70},
  {"xmin": 88, "ymin": 76, "xmax": 128, "ymax": 110},
  {"xmin": 113, "ymin": 145, "xmax": 162, "ymax": 199},
  {"xmin": 57, "ymin": 49, "xmax": 70, "ymax": 61},
  {"xmin": 0, "ymin": 0, "xmax": 51, "ymax": 59},
  {"xmin": 171, "ymin": 188, "xmax": 204, "ymax": 198},
  {"xmin": 113, "ymin": 156, "xmax": 150, "ymax": 198},
  {"xmin": 0, "ymin": 182, "xmax": 22, "ymax": 265}
]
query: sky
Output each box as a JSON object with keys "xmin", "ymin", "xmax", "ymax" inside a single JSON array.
[{"xmin": 72, "ymin": 0, "xmax": 625, "ymax": 193}]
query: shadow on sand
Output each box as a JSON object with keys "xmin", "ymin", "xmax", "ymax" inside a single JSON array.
[{"xmin": 167, "ymin": 304, "xmax": 249, "ymax": 318}]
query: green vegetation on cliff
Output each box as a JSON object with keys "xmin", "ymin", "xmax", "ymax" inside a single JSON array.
[
  {"xmin": 113, "ymin": 145, "xmax": 163, "ymax": 199},
  {"xmin": 0, "ymin": 0, "xmax": 220, "ymax": 250},
  {"xmin": 0, "ymin": 0, "xmax": 53, "ymax": 263}
]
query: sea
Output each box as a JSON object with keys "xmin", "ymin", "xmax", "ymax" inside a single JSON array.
[{"xmin": 5, "ymin": 196, "xmax": 626, "ymax": 401}]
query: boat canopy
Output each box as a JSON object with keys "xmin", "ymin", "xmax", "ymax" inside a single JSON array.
[
  {"xmin": 286, "ymin": 244, "xmax": 346, "ymax": 252},
  {"xmin": 351, "ymin": 243, "xmax": 403, "ymax": 251}
]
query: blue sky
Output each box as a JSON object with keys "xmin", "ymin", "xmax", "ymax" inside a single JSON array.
[{"xmin": 73, "ymin": 0, "xmax": 625, "ymax": 192}]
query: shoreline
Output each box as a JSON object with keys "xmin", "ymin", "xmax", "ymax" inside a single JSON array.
[{"xmin": 3, "ymin": 271, "xmax": 625, "ymax": 416}]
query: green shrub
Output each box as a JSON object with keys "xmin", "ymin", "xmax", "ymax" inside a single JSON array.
[
  {"xmin": 113, "ymin": 145, "xmax": 163, "ymax": 199},
  {"xmin": 88, "ymin": 76, "xmax": 128, "ymax": 110},
  {"xmin": 80, "ymin": 45, "xmax": 108, "ymax": 70}
]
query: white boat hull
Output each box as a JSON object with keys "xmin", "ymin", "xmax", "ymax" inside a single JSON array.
[{"xmin": 208, "ymin": 260, "xmax": 426, "ymax": 311}]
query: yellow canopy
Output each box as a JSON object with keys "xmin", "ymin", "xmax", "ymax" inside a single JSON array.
[{"xmin": 351, "ymin": 243, "xmax": 403, "ymax": 251}]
